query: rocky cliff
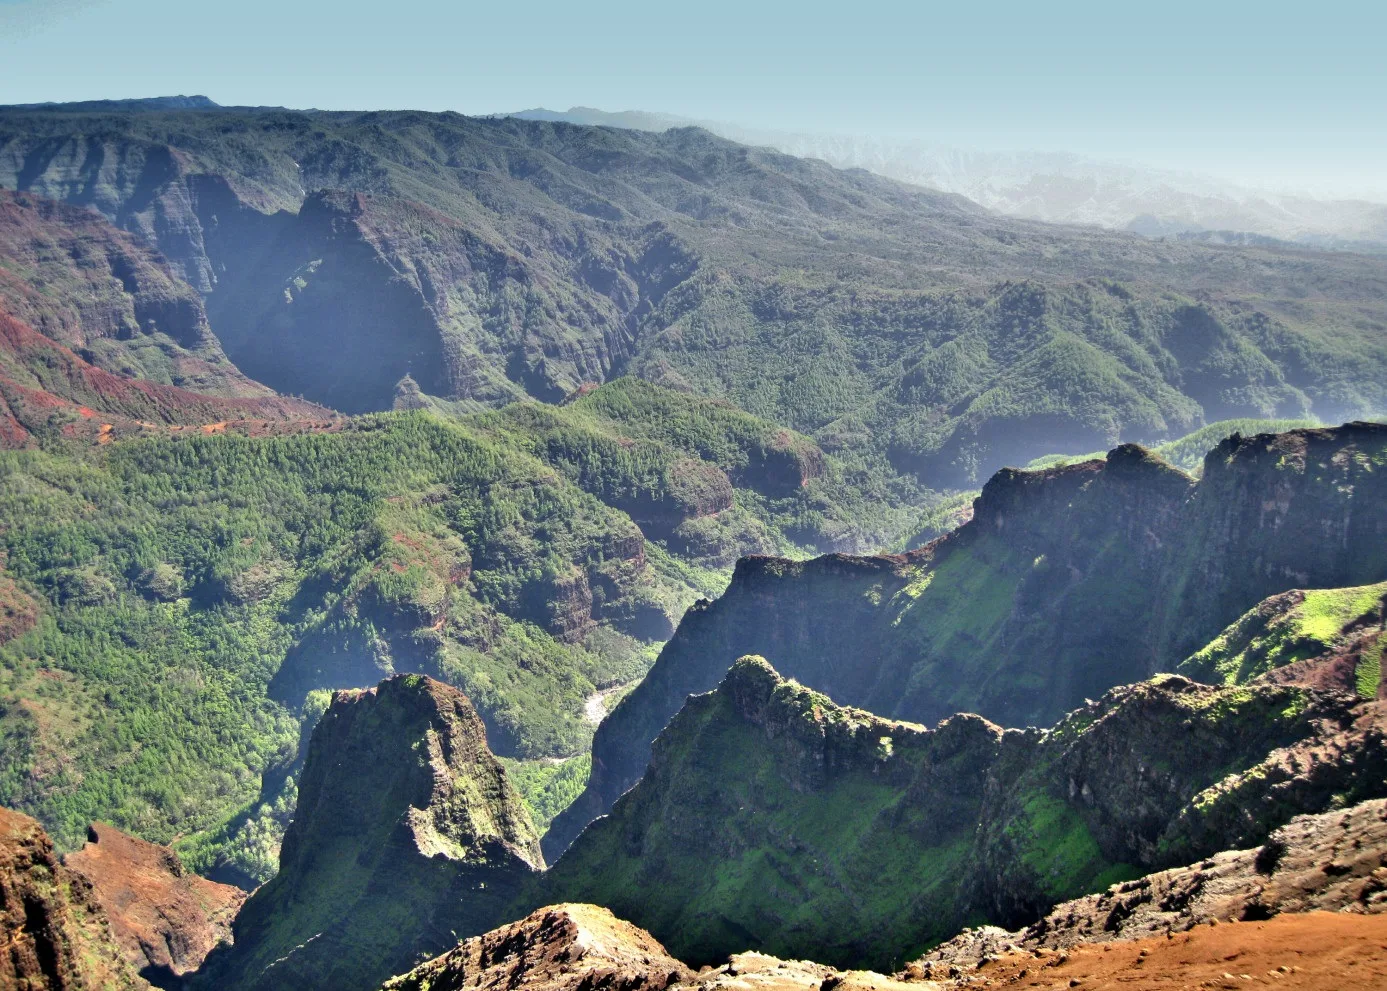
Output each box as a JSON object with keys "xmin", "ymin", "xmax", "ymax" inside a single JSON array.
[
  {"xmin": 0, "ymin": 807, "xmax": 147, "ymax": 991},
  {"xmin": 543, "ymin": 657, "xmax": 1387, "ymax": 970},
  {"xmin": 546, "ymin": 423, "xmax": 1387, "ymax": 857},
  {"xmin": 195, "ymin": 675, "xmax": 543, "ymax": 991},
  {"xmin": 0, "ymin": 190, "xmax": 245, "ymax": 393},
  {"xmin": 381, "ymin": 903, "xmax": 692, "ymax": 991},
  {"xmin": 63, "ymin": 823, "xmax": 245, "ymax": 988},
  {"xmin": 0, "ymin": 190, "xmax": 333, "ymax": 445}
]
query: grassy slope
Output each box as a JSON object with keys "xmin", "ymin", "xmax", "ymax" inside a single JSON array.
[{"xmin": 1180, "ymin": 581, "xmax": 1387, "ymax": 690}]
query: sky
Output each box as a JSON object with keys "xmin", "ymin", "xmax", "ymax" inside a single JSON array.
[{"xmin": 1, "ymin": 0, "xmax": 1384, "ymax": 198}]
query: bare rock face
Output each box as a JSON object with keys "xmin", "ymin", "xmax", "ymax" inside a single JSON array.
[
  {"xmin": 382, "ymin": 903, "xmax": 692, "ymax": 991},
  {"xmin": 63, "ymin": 823, "xmax": 245, "ymax": 987},
  {"xmin": 0, "ymin": 807, "xmax": 147, "ymax": 991},
  {"xmin": 915, "ymin": 798, "xmax": 1387, "ymax": 977},
  {"xmin": 196, "ymin": 674, "xmax": 543, "ymax": 991}
]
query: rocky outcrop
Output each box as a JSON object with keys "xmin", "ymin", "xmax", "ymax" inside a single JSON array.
[
  {"xmin": 196, "ymin": 675, "xmax": 543, "ymax": 991},
  {"xmin": 381, "ymin": 903, "xmax": 692, "ymax": 991},
  {"xmin": 916, "ymin": 798, "xmax": 1387, "ymax": 977},
  {"xmin": 0, "ymin": 807, "xmax": 147, "ymax": 991},
  {"xmin": 379, "ymin": 905, "xmax": 931, "ymax": 991},
  {"xmin": 63, "ymin": 823, "xmax": 244, "ymax": 988},
  {"xmin": 547, "ymin": 423, "xmax": 1387, "ymax": 858},
  {"xmin": 544, "ymin": 658, "xmax": 1387, "ymax": 970}
]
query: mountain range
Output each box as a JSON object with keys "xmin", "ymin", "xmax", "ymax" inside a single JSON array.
[
  {"xmin": 2, "ymin": 101, "xmax": 1386, "ymax": 487},
  {"xmin": 508, "ymin": 107, "xmax": 1387, "ymax": 252},
  {"xmin": 0, "ymin": 96, "xmax": 1384, "ymax": 991}
]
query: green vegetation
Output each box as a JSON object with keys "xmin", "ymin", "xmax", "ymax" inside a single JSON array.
[
  {"xmin": 0, "ymin": 378, "xmax": 918, "ymax": 882},
  {"xmin": 1181, "ymin": 582, "xmax": 1387, "ymax": 689},
  {"xmin": 499, "ymin": 755, "xmax": 591, "ymax": 834}
]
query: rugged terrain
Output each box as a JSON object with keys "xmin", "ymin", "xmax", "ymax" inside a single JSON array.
[
  {"xmin": 549, "ymin": 422, "xmax": 1387, "ymax": 855},
  {"xmin": 0, "ymin": 806, "xmax": 146, "ymax": 990},
  {"xmin": 543, "ymin": 656, "xmax": 1387, "ymax": 968},
  {"xmin": 197, "ymin": 675, "xmax": 543, "ymax": 991},
  {"xmin": 0, "ymin": 370, "xmax": 920, "ymax": 885},
  {"xmin": 0, "ymin": 190, "xmax": 332, "ymax": 444},
  {"xmin": 3, "ymin": 105, "xmax": 1386, "ymax": 483},
  {"xmin": 378, "ymin": 794, "xmax": 1387, "ymax": 991},
  {"xmin": 381, "ymin": 903, "xmax": 692, "ymax": 991},
  {"xmin": 63, "ymin": 823, "xmax": 244, "ymax": 987}
]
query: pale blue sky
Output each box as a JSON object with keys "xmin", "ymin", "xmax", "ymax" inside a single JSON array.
[{"xmin": 1, "ymin": 0, "xmax": 1383, "ymax": 196}]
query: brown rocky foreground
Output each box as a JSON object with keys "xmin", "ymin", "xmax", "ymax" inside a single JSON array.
[
  {"xmin": 64, "ymin": 822, "xmax": 245, "ymax": 985},
  {"xmin": 0, "ymin": 807, "xmax": 145, "ymax": 991},
  {"xmin": 913, "ymin": 799, "xmax": 1387, "ymax": 977},
  {"xmin": 927, "ymin": 912, "xmax": 1387, "ymax": 990},
  {"xmin": 383, "ymin": 905, "xmax": 1387, "ymax": 991}
]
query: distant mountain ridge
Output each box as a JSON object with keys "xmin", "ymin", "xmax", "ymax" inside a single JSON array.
[
  {"xmin": 3, "ymin": 95, "xmax": 220, "ymax": 112},
  {"xmin": 506, "ymin": 107, "xmax": 1387, "ymax": 251},
  {"xmin": 4, "ymin": 105, "xmax": 1385, "ymax": 484}
]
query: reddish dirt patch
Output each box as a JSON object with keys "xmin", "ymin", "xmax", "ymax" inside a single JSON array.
[
  {"xmin": 970, "ymin": 912, "xmax": 1387, "ymax": 990},
  {"xmin": 64, "ymin": 822, "xmax": 246, "ymax": 981},
  {"xmin": 0, "ymin": 569, "xmax": 39, "ymax": 644}
]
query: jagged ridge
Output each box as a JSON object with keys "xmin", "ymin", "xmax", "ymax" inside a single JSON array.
[
  {"xmin": 548, "ymin": 423, "xmax": 1387, "ymax": 857},
  {"xmin": 543, "ymin": 656, "xmax": 1387, "ymax": 969}
]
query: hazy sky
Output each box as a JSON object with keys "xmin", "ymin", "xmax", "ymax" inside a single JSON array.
[{"xmin": 2, "ymin": 0, "xmax": 1384, "ymax": 197}]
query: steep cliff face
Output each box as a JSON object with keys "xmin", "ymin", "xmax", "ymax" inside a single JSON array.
[
  {"xmin": 0, "ymin": 190, "xmax": 334, "ymax": 446},
  {"xmin": 544, "ymin": 658, "xmax": 1387, "ymax": 970},
  {"xmin": 197, "ymin": 675, "xmax": 543, "ymax": 991},
  {"xmin": 0, "ymin": 807, "xmax": 147, "ymax": 991},
  {"xmin": 0, "ymin": 190, "xmax": 273, "ymax": 397},
  {"xmin": 63, "ymin": 823, "xmax": 244, "ymax": 988},
  {"xmin": 381, "ymin": 904, "xmax": 692, "ymax": 991},
  {"xmin": 547, "ymin": 423, "xmax": 1387, "ymax": 858}
]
